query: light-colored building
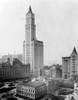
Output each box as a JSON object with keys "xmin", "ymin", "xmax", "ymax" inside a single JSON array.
[
  {"xmin": 43, "ymin": 66, "xmax": 52, "ymax": 78},
  {"xmin": 51, "ymin": 65, "xmax": 62, "ymax": 79},
  {"xmin": 65, "ymin": 93, "xmax": 74, "ymax": 100},
  {"xmin": 62, "ymin": 47, "xmax": 78, "ymax": 79},
  {"xmin": 62, "ymin": 57, "xmax": 70, "ymax": 79},
  {"xmin": 23, "ymin": 6, "xmax": 44, "ymax": 78},
  {"xmin": 43, "ymin": 65, "xmax": 62, "ymax": 79},
  {"xmin": 16, "ymin": 80, "xmax": 47, "ymax": 99},
  {"xmin": 74, "ymin": 80, "xmax": 78, "ymax": 100}
]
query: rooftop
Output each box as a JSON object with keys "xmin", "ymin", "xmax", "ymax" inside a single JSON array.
[
  {"xmin": 36, "ymin": 40, "xmax": 43, "ymax": 43},
  {"xmin": 19, "ymin": 80, "xmax": 45, "ymax": 87},
  {"xmin": 72, "ymin": 47, "xmax": 77, "ymax": 55},
  {"xmin": 62, "ymin": 57, "xmax": 70, "ymax": 59}
]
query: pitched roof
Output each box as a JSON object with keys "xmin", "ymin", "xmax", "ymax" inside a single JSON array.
[
  {"xmin": 71, "ymin": 47, "xmax": 77, "ymax": 55},
  {"xmin": 73, "ymin": 47, "xmax": 77, "ymax": 54},
  {"xmin": 19, "ymin": 80, "xmax": 45, "ymax": 87}
]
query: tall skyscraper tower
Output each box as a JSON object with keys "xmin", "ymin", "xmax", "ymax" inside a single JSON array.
[{"xmin": 23, "ymin": 6, "xmax": 44, "ymax": 78}]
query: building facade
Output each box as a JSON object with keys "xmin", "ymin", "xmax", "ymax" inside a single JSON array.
[
  {"xmin": 42, "ymin": 66, "xmax": 52, "ymax": 78},
  {"xmin": 74, "ymin": 80, "xmax": 78, "ymax": 100},
  {"xmin": 0, "ymin": 58, "xmax": 30, "ymax": 80},
  {"xmin": 51, "ymin": 65, "xmax": 62, "ymax": 79},
  {"xmin": 43, "ymin": 65, "xmax": 62, "ymax": 79},
  {"xmin": 46, "ymin": 79, "xmax": 60, "ymax": 96},
  {"xmin": 62, "ymin": 47, "xmax": 78, "ymax": 79},
  {"xmin": 16, "ymin": 80, "xmax": 47, "ymax": 99},
  {"xmin": 62, "ymin": 57, "xmax": 70, "ymax": 79},
  {"xmin": 2, "ymin": 54, "xmax": 23, "ymax": 65},
  {"xmin": 23, "ymin": 6, "xmax": 44, "ymax": 78}
]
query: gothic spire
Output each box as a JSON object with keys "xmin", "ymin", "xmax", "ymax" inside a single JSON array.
[
  {"xmin": 72, "ymin": 47, "xmax": 77, "ymax": 54},
  {"xmin": 28, "ymin": 5, "xmax": 32, "ymax": 13}
]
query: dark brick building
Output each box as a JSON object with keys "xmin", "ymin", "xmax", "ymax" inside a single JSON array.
[{"xmin": 0, "ymin": 58, "xmax": 30, "ymax": 81}]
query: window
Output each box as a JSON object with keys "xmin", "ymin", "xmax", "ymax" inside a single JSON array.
[
  {"xmin": 33, "ymin": 90, "xmax": 34, "ymax": 93},
  {"xmin": 33, "ymin": 94, "xmax": 34, "ymax": 98},
  {"xmin": 30, "ymin": 94, "xmax": 32, "ymax": 97}
]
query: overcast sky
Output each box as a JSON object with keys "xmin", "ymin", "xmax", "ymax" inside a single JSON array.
[{"xmin": 0, "ymin": 0, "xmax": 78, "ymax": 65}]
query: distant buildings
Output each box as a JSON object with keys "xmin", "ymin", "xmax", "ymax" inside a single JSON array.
[
  {"xmin": 16, "ymin": 77, "xmax": 66, "ymax": 99},
  {"xmin": 23, "ymin": 6, "xmax": 44, "ymax": 78},
  {"xmin": 43, "ymin": 64, "xmax": 62, "ymax": 79},
  {"xmin": 16, "ymin": 80, "xmax": 47, "ymax": 99},
  {"xmin": 62, "ymin": 47, "xmax": 78, "ymax": 79},
  {"xmin": 42, "ymin": 66, "xmax": 52, "ymax": 78},
  {"xmin": 0, "ymin": 58, "xmax": 30, "ymax": 81},
  {"xmin": 51, "ymin": 65, "xmax": 62, "ymax": 79}
]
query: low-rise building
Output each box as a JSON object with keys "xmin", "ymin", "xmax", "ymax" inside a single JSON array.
[
  {"xmin": 42, "ymin": 66, "xmax": 52, "ymax": 78},
  {"xmin": 43, "ymin": 65, "xmax": 62, "ymax": 79},
  {"xmin": 0, "ymin": 58, "xmax": 30, "ymax": 81},
  {"xmin": 16, "ymin": 80, "xmax": 47, "ymax": 99},
  {"xmin": 51, "ymin": 64, "xmax": 62, "ymax": 79}
]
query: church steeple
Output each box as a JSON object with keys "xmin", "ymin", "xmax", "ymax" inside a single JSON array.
[{"xmin": 28, "ymin": 5, "xmax": 32, "ymax": 13}]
